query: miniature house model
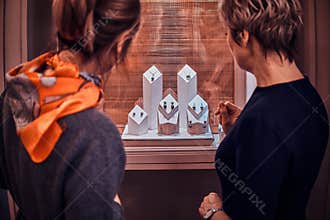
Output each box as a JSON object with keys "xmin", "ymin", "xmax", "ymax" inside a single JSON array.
[
  {"xmin": 157, "ymin": 89, "xmax": 180, "ymax": 135},
  {"xmin": 124, "ymin": 64, "xmax": 213, "ymax": 142},
  {"xmin": 177, "ymin": 65, "xmax": 197, "ymax": 129},
  {"xmin": 143, "ymin": 65, "xmax": 163, "ymax": 130},
  {"xmin": 127, "ymin": 105, "xmax": 148, "ymax": 135},
  {"xmin": 187, "ymin": 95, "xmax": 209, "ymax": 135}
]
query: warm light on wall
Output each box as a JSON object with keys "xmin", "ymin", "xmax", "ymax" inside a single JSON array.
[{"xmin": 105, "ymin": 0, "xmax": 235, "ymax": 130}]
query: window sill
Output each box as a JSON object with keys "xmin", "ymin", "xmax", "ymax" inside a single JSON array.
[{"xmin": 125, "ymin": 145, "xmax": 217, "ymax": 170}]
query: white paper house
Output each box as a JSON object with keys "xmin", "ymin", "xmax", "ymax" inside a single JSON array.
[
  {"xmin": 187, "ymin": 95, "xmax": 209, "ymax": 135},
  {"xmin": 177, "ymin": 64, "xmax": 197, "ymax": 129},
  {"xmin": 127, "ymin": 105, "xmax": 148, "ymax": 135},
  {"xmin": 157, "ymin": 89, "xmax": 179, "ymax": 135},
  {"xmin": 143, "ymin": 65, "xmax": 163, "ymax": 130}
]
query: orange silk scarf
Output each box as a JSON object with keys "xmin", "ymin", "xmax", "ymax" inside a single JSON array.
[{"xmin": 6, "ymin": 52, "xmax": 103, "ymax": 163}]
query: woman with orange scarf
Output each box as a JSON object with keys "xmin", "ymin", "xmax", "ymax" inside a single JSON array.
[{"xmin": 0, "ymin": 0, "xmax": 140, "ymax": 219}]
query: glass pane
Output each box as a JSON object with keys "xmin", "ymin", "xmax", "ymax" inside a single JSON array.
[{"xmin": 105, "ymin": 0, "xmax": 234, "ymax": 131}]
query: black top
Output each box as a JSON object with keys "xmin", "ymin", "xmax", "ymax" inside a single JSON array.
[
  {"xmin": 215, "ymin": 77, "xmax": 329, "ymax": 220},
  {"xmin": 0, "ymin": 91, "xmax": 125, "ymax": 219},
  {"xmin": 0, "ymin": 189, "xmax": 9, "ymax": 220}
]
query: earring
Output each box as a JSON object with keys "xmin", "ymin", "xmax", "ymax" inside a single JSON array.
[
  {"xmin": 56, "ymin": 33, "xmax": 60, "ymax": 53},
  {"xmin": 163, "ymin": 101, "xmax": 167, "ymax": 109},
  {"xmin": 192, "ymin": 103, "xmax": 196, "ymax": 111}
]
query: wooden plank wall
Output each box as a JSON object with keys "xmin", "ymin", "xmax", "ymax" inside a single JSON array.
[
  {"xmin": 120, "ymin": 170, "xmax": 221, "ymax": 220},
  {"xmin": 0, "ymin": 4, "xmax": 9, "ymax": 220},
  {"xmin": 318, "ymin": 1, "xmax": 330, "ymax": 218},
  {"xmin": 27, "ymin": 0, "xmax": 53, "ymax": 60},
  {"xmin": 3, "ymin": 0, "xmax": 27, "ymax": 71},
  {"xmin": 302, "ymin": 0, "xmax": 330, "ymax": 220},
  {"xmin": 0, "ymin": 0, "xmax": 4, "ymax": 91},
  {"xmin": 296, "ymin": 1, "xmax": 330, "ymax": 220},
  {"xmin": 2, "ymin": 1, "xmax": 28, "ymax": 219},
  {"xmin": 105, "ymin": 0, "xmax": 235, "ymax": 129}
]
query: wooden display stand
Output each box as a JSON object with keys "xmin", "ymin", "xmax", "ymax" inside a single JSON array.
[
  {"xmin": 177, "ymin": 65, "xmax": 197, "ymax": 129},
  {"xmin": 143, "ymin": 66, "xmax": 163, "ymax": 130},
  {"xmin": 122, "ymin": 127, "xmax": 214, "ymax": 147},
  {"xmin": 127, "ymin": 105, "xmax": 148, "ymax": 136},
  {"xmin": 157, "ymin": 89, "xmax": 179, "ymax": 135},
  {"xmin": 187, "ymin": 94, "xmax": 209, "ymax": 135},
  {"xmin": 122, "ymin": 65, "xmax": 214, "ymax": 147}
]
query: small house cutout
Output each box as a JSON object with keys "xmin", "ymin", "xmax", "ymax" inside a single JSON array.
[
  {"xmin": 127, "ymin": 105, "xmax": 148, "ymax": 135},
  {"xmin": 157, "ymin": 89, "xmax": 179, "ymax": 135},
  {"xmin": 187, "ymin": 95, "xmax": 209, "ymax": 135}
]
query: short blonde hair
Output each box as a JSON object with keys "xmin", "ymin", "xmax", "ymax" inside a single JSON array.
[{"xmin": 220, "ymin": 0, "xmax": 303, "ymax": 62}]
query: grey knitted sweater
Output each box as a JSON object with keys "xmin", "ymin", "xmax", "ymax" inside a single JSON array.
[{"xmin": 0, "ymin": 92, "xmax": 125, "ymax": 220}]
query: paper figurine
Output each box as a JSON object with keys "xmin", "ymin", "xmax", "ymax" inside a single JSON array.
[
  {"xmin": 187, "ymin": 95, "xmax": 209, "ymax": 135},
  {"xmin": 127, "ymin": 105, "xmax": 148, "ymax": 135},
  {"xmin": 157, "ymin": 89, "xmax": 179, "ymax": 135},
  {"xmin": 177, "ymin": 64, "xmax": 197, "ymax": 129},
  {"xmin": 143, "ymin": 65, "xmax": 163, "ymax": 130}
]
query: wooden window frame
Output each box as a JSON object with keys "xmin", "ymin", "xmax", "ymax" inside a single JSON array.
[{"xmin": 2, "ymin": 1, "xmax": 27, "ymax": 219}]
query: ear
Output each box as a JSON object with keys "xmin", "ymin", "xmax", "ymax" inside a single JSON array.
[{"xmin": 240, "ymin": 30, "xmax": 250, "ymax": 48}]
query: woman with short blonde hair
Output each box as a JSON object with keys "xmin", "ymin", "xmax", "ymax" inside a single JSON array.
[{"xmin": 199, "ymin": 0, "xmax": 329, "ymax": 219}]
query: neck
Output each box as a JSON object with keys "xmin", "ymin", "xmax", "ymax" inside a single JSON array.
[
  {"xmin": 250, "ymin": 54, "xmax": 304, "ymax": 87},
  {"xmin": 58, "ymin": 50, "xmax": 103, "ymax": 75}
]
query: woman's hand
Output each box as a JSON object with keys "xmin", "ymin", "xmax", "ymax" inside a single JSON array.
[
  {"xmin": 199, "ymin": 193, "xmax": 231, "ymax": 220},
  {"xmin": 199, "ymin": 193, "xmax": 221, "ymax": 219},
  {"xmin": 114, "ymin": 194, "xmax": 122, "ymax": 205},
  {"xmin": 215, "ymin": 101, "xmax": 242, "ymax": 134}
]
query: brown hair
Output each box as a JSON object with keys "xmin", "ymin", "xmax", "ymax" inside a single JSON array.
[
  {"xmin": 219, "ymin": 0, "xmax": 303, "ymax": 62},
  {"xmin": 53, "ymin": 0, "xmax": 140, "ymax": 71}
]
